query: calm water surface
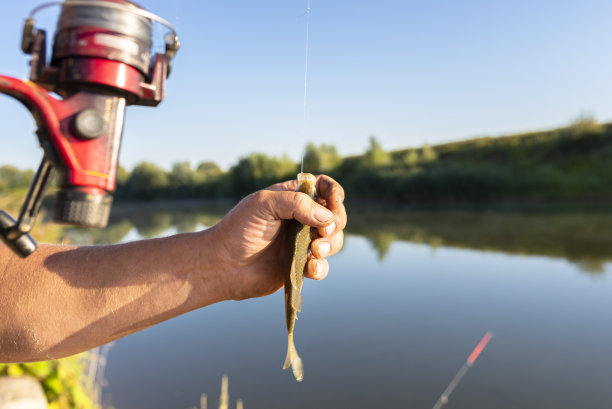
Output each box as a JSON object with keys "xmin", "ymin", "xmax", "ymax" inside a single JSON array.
[{"xmin": 69, "ymin": 205, "xmax": 612, "ymax": 409}]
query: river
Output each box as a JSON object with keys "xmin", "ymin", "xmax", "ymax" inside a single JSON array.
[{"xmin": 65, "ymin": 203, "xmax": 612, "ymax": 409}]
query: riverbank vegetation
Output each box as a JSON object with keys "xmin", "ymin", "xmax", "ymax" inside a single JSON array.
[
  {"xmin": 2, "ymin": 117, "xmax": 611, "ymax": 205},
  {"xmin": 0, "ymin": 355, "xmax": 98, "ymax": 409}
]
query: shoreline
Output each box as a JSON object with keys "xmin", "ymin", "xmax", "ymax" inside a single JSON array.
[{"xmin": 109, "ymin": 195, "xmax": 612, "ymax": 214}]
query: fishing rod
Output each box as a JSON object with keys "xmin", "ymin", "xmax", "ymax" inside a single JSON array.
[{"xmin": 431, "ymin": 331, "xmax": 493, "ymax": 409}]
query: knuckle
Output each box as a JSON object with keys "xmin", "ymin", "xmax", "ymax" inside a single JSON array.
[
  {"xmin": 337, "ymin": 216, "xmax": 347, "ymax": 230},
  {"xmin": 337, "ymin": 185, "xmax": 346, "ymax": 200},
  {"xmin": 335, "ymin": 232, "xmax": 344, "ymax": 250},
  {"xmin": 250, "ymin": 190, "xmax": 267, "ymax": 205},
  {"xmin": 294, "ymin": 192, "xmax": 310, "ymax": 211},
  {"xmin": 250, "ymin": 190, "xmax": 274, "ymax": 215}
]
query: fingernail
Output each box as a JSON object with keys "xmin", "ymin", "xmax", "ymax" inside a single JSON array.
[
  {"xmin": 318, "ymin": 241, "xmax": 331, "ymax": 256},
  {"xmin": 314, "ymin": 207, "xmax": 333, "ymax": 222},
  {"xmin": 315, "ymin": 261, "xmax": 324, "ymax": 277},
  {"xmin": 325, "ymin": 221, "xmax": 336, "ymax": 235}
]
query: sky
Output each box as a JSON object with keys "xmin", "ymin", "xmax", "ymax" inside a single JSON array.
[{"xmin": 1, "ymin": 0, "xmax": 612, "ymax": 171}]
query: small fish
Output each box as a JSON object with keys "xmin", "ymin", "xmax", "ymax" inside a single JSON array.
[{"xmin": 283, "ymin": 172, "xmax": 317, "ymax": 382}]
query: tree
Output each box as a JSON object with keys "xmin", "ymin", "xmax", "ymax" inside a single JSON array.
[
  {"xmin": 228, "ymin": 153, "xmax": 297, "ymax": 195},
  {"xmin": 168, "ymin": 161, "xmax": 196, "ymax": 190},
  {"xmin": 125, "ymin": 162, "xmax": 168, "ymax": 198},
  {"xmin": 403, "ymin": 150, "xmax": 420, "ymax": 167},
  {"xmin": 302, "ymin": 143, "xmax": 342, "ymax": 173},
  {"xmin": 116, "ymin": 165, "xmax": 130, "ymax": 187},
  {"xmin": 421, "ymin": 144, "xmax": 438, "ymax": 162},
  {"xmin": 569, "ymin": 113, "xmax": 604, "ymax": 136},
  {"xmin": 196, "ymin": 161, "xmax": 223, "ymax": 181},
  {"xmin": 362, "ymin": 136, "xmax": 391, "ymax": 168},
  {"xmin": 0, "ymin": 165, "xmax": 34, "ymax": 191}
]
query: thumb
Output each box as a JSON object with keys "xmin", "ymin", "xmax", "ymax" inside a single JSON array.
[{"xmin": 258, "ymin": 190, "xmax": 334, "ymax": 228}]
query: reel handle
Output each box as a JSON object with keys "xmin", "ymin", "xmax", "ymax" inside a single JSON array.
[
  {"xmin": 0, "ymin": 157, "xmax": 52, "ymax": 258},
  {"xmin": 0, "ymin": 211, "xmax": 38, "ymax": 258}
]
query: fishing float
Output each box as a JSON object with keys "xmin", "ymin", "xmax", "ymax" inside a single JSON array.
[{"xmin": 431, "ymin": 331, "xmax": 494, "ymax": 409}]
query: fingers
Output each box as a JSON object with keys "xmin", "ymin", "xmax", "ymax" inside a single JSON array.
[
  {"xmin": 304, "ymin": 230, "xmax": 344, "ymax": 281},
  {"xmin": 266, "ymin": 175, "xmax": 344, "ymax": 209},
  {"xmin": 316, "ymin": 201, "xmax": 346, "ymax": 238},
  {"xmin": 254, "ymin": 176, "xmax": 346, "ymax": 283},
  {"xmin": 265, "ymin": 180, "xmax": 297, "ymax": 192},
  {"xmin": 315, "ymin": 175, "xmax": 345, "ymax": 211},
  {"xmin": 313, "ymin": 175, "xmax": 347, "ymax": 237},
  {"xmin": 255, "ymin": 190, "xmax": 334, "ymax": 228},
  {"xmin": 260, "ymin": 175, "xmax": 347, "ymax": 236},
  {"xmin": 304, "ymin": 258, "xmax": 328, "ymax": 280},
  {"xmin": 310, "ymin": 231, "xmax": 344, "ymax": 259}
]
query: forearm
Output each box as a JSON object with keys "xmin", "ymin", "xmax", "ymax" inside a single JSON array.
[{"xmin": 0, "ymin": 227, "xmax": 228, "ymax": 363}]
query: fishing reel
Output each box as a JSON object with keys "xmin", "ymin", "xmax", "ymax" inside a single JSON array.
[{"xmin": 0, "ymin": 0, "xmax": 180, "ymax": 257}]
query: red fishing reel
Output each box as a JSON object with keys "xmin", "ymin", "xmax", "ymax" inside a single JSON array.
[{"xmin": 0, "ymin": 0, "xmax": 179, "ymax": 257}]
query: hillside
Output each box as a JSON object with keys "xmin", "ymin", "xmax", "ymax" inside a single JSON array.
[
  {"xmin": 2, "ymin": 119, "xmax": 611, "ymax": 204},
  {"xmin": 335, "ymin": 120, "xmax": 612, "ymax": 204}
]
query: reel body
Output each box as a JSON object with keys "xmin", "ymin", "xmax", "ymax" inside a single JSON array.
[{"xmin": 0, "ymin": 0, "xmax": 179, "ymax": 257}]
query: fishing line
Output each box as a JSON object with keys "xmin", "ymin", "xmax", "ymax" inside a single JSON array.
[
  {"xmin": 300, "ymin": 0, "xmax": 311, "ymax": 173},
  {"xmin": 303, "ymin": 0, "xmax": 311, "ymax": 124}
]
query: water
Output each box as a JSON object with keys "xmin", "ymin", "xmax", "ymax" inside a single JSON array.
[{"xmin": 67, "ymin": 204, "xmax": 612, "ymax": 409}]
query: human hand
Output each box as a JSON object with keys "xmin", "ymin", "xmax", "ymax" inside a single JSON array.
[{"xmin": 208, "ymin": 175, "xmax": 347, "ymax": 301}]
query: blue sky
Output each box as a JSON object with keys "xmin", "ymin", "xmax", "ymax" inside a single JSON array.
[{"xmin": 1, "ymin": 0, "xmax": 612, "ymax": 170}]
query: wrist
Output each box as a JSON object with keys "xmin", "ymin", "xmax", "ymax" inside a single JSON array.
[{"xmin": 189, "ymin": 226, "xmax": 233, "ymax": 304}]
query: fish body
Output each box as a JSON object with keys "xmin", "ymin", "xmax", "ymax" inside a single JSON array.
[{"xmin": 283, "ymin": 172, "xmax": 317, "ymax": 382}]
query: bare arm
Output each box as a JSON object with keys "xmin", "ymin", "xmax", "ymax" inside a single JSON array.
[
  {"xmin": 0, "ymin": 230, "xmax": 225, "ymax": 362},
  {"xmin": 0, "ymin": 175, "xmax": 347, "ymax": 363}
]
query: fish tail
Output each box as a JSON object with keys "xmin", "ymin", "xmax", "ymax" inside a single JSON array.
[{"xmin": 283, "ymin": 335, "xmax": 304, "ymax": 382}]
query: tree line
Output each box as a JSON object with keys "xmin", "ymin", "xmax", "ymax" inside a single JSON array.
[{"xmin": 2, "ymin": 117, "xmax": 612, "ymax": 204}]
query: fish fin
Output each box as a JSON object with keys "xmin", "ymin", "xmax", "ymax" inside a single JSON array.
[
  {"xmin": 282, "ymin": 336, "xmax": 295, "ymax": 369},
  {"xmin": 294, "ymin": 291, "xmax": 303, "ymax": 312},
  {"xmin": 282, "ymin": 336, "xmax": 304, "ymax": 381},
  {"xmin": 292, "ymin": 354, "xmax": 304, "ymax": 382}
]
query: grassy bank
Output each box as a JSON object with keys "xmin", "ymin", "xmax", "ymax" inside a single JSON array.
[{"xmin": 335, "ymin": 120, "xmax": 612, "ymax": 204}]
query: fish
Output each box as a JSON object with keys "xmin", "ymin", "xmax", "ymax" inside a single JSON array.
[{"xmin": 283, "ymin": 172, "xmax": 317, "ymax": 382}]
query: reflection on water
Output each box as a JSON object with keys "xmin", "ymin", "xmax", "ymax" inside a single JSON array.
[
  {"xmin": 63, "ymin": 201, "xmax": 230, "ymax": 243},
  {"xmin": 349, "ymin": 209, "xmax": 612, "ymax": 274},
  {"xmin": 67, "ymin": 201, "xmax": 612, "ymax": 274},
  {"xmin": 62, "ymin": 201, "xmax": 612, "ymax": 409}
]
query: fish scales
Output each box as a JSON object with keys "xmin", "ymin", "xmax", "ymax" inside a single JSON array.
[{"xmin": 283, "ymin": 172, "xmax": 317, "ymax": 382}]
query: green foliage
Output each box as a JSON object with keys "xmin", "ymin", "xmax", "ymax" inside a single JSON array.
[
  {"xmin": 196, "ymin": 161, "xmax": 222, "ymax": 181},
  {"xmin": 403, "ymin": 150, "xmax": 420, "ymax": 167},
  {"xmin": 124, "ymin": 162, "xmax": 168, "ymax": 199},
  {"xmin": 168, "ymin": 161, "xmax": 198, "ymax": 197},
  {"xmin": 227, "ymin": 153, "xmax": 297, "ymax": 196},
  {"xmin": 115, "ymin": 165, "xmax": 129, "ymax": 187},
  {"xmin": 400, "ymin": 145, "xmax": 437, "ymax": 167},
  {"xmin": 169, "ymin": 162, "xmax": 196, "ymax": 188},
  {"xmin": 361, "ymin": 136, "xmax": 391, "ymax": 168},
  {"xmin": 421, "ymin": 144, "xmax": 438, "ymax": 162},
  {"xmin": 302, "ymin": 143, "xmax": 342, "ymax": 173},
  {"xmin": 337, "ymin": 122, "xmax": 612, "ymax": 203},
  {"xmin": 568, "ymin": 113, "xmax": 604, "ymax": 136},
  {"xmin": 0, "ymin": 165, "xmax": 34, "ymax": 191},
  {"xmin": 6, "ymin": 122, "xmax": 611, "ymax": 204},
  {"xmin": 0, "ymin": 355, "xmax": 98, "ymax": 409}
]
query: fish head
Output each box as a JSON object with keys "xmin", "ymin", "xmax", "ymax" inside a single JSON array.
[{"xmin": 296, "ymin": 173, "xmax": 317, "ymax": 199}]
